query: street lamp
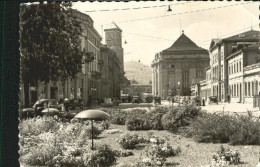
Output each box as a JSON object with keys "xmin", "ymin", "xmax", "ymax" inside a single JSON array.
[{"xmin": 177, "ymin": 82, "xmax": 180, "ymax": 106}]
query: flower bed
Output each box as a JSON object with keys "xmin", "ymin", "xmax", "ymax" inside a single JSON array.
[{"xmin": 19, "ymin": 116, "xmax": 117, "ymax": 167}]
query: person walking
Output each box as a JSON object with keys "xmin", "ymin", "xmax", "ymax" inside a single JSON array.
[
  {"xmin": 171, "ymin": 97, "xmax": 175, "ymax": 106},
  {"xmin": 64, "ymin": 98, "xmax": 70, "ymax": 113}
]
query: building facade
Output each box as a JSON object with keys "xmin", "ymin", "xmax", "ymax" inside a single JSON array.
[
  {"xmin": 227, "ymin": 44, "xmax": 260, "ymax": 103},
  {"xmin": 151, "ymin": 31, "xmax": 209, "ymax": 99},
  {"xmin": 100, "ymin": 44, "xmax": 121, "ymax": 99},
  {"xmin": 208, "ymin": 30, "xmax": 260, "ymax": 102},
  {"xmin": 122, "ymin": 84, "xmax": 152, "ymax": 96},
  {"xmin": 20, "ymin": 9, "xmax": 103, "ymax": 107}
]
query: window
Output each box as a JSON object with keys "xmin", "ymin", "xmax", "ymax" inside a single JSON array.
[{"xmin": 239, "ymin": 61, "xmax": 241, "ymax": 72}]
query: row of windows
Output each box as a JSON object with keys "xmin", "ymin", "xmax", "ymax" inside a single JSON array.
[
  {"xmin": 212, "ymin": 66, "xmax": 219, "ymax": 79},
  {"xmin": 212, "ymin": 53, "xmax": 218, "ymax": 63},
  {"xmin": 229, "ymin": 81, "xmax": 259, "ymax": 97},
  {"xmin": 228, "ymin": 61, "xmax": 242, "ymax": 75}
]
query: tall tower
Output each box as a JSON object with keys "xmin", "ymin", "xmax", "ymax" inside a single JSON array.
[{"xmin": 104, "ymin": 22, "xmax": 124, "ymax": 73}]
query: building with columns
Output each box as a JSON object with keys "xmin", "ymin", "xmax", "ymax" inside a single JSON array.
[{"xmin": 151, "ymin": 31, "xmax": 209, "ymax": 99}]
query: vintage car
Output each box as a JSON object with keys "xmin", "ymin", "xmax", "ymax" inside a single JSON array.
[
  {"xmin": 69, "ymin": 98, "xmax": 84, "ymax": 110},
  {"xmin": 208, "ymin": 96, "xmax": 218, "ymax": 105},
  {"xmin": 132, "ymin": 96, "xmax": 140, "ymax": 104},
  {"xmin": 20, "ymin": 99, "xmax": 62, "ymax": 118},
  {"xmin": 153, "ymin": 96, "xmax": 161, "ymax": 104}
]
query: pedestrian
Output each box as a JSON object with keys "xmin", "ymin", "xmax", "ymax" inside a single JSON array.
[
  {"xmin": 171, "ymin": 97, "xmax": 175, "ymax": 106},
  {"xmin": 202, "ymin": 98, "xmax": 205, "ymax": 106},
  {"xmin": 227, "ymin": 95, "xmax": 230, "ymax": 103},
  {"xmin": 64, "ymin": 98, "xmax": 70, "ymax": 113}
]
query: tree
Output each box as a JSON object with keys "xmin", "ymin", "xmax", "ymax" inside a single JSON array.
[{"xmin": 20, "ymin": 2, "xmax": 85, "ymax": 107}]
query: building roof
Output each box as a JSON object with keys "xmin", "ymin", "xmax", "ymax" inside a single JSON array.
[
  {"xmin": 210, "ymin": 30, "xmax": 260, "ymax": 50},
  {"xmin": 162, "ymin": 32, "xmax": 208, "ymax": 53},
  {"xmin": 223, "ymin": 30, "xmax": 260, "ymax": 41},
  {"xmin": 104, "ymin": 22, "xmax": 122, "ymax": 31}
]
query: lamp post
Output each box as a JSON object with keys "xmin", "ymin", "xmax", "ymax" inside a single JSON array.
[{"xmin": 178, "ymin": 82, "xmax": 180, "ymax": 106}]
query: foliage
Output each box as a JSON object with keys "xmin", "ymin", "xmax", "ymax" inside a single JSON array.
[
  {"xmin": 110, "ymin": 110, "xmax": 128, "ymax": 125},
  {"xmin": 126, "ymin": 109, "xmax": 149, "ymax": 130},
  {"xmin": 211, "ymin": 145, "xmax": 240, "ymax": 167},
  {"xmin": 190, "ymin": 112, "xmax": 260, "ymax": 145},
  {"xmin": 19, "ymin": 117, "xmax": 107, "ymax": 166},
  {"xmin": 141, "ymin": 137, "xmax": 181, "ymax": 167},
  {"xmin": 84, "ymin": 145, "xmax": 118, "ymax": 167},
  {"xmin": 145, "ymin": 106, "xmax": 170, "ymax": 130},
  {"xmin": 118, "ymin": 133, "xmax": 145, "ymax": 149},
  {"xmin": 19, "ymin": 116, "xmax": 60, "ymax": 136},
  {"xmin": 161, "ymin": 105, "xmax": 202, "ymax": 132},
  {"xmin": 20, "ymin": 2, "xmax": 85, "ymax": 85}
]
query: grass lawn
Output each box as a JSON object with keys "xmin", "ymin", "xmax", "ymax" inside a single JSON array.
[{"xmin": 93, "ymin": 124, "xmax": 259, "ymax": 167}]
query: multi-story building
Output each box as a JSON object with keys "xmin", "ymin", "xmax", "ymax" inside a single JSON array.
[
  {"xmin": 100, "ymin": 44, "xmax": 121, "ymax": 99},
  {"xmin": 227, "ymin": 43, "xmax": 260, "ymax": 103},
  {"xmin": 20, "ymin": 9, "xmax": 103, "ymax": 107},
  {"xmin": 209, "ymin": 30, "xmax": 260, "ymax": 102},
  {"xmin": 199, "ymin": 67, "xmax": 212, "ymax": 98},
  {"xmin": 151, "ymin": 31, "xmax": 209, "ymax": 99},
  {"xmin": 63, "ymin": 9, "xmax": 102, "ymax": 105}
]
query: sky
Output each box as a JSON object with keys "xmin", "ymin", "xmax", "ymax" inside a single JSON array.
[{"xmin": 72, "ymin": 1, "xmax": 259, "ymax": 66}]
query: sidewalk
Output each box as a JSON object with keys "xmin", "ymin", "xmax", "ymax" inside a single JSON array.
[{"xmin": 161, "ymin": 100, "xmax": 260, "ymax": 117}]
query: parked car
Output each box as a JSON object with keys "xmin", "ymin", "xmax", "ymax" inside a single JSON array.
[
  {"xmin": 69, "ymin": 98, "xmax": 83, "ymax": 110},
  {"xmin": 20, "ymin": 99, "xmax": 62, "ymax": 118},
  {"xmin": 132, "ymin": 96, "xmax": 140, "ymax": 104},
  {"xmin": 208, "ymin": 96, "xmax": 218, "ymax": 104},
  {"xmin": 104, "ymin": 98, "xmax": 114, "ymax": 106},
  {"xmin": 153, "ymin": 96, "xmax": 161, "ymax": 104}
]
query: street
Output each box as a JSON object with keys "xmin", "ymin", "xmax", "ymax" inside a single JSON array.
[{"xmin": 69, "ymin": 101, "xmax": 260, "ymax": 118}]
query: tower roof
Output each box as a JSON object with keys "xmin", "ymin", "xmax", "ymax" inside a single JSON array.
[
  {"xmin": 104, "ymin": 22, "xmax": 122, "ymax": 31},
  {"xmin": 162, "ymin": 32, "xmax": 207, "ymax": 53}
]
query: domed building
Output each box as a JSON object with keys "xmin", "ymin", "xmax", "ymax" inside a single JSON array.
[{"xmin": 151, "ymin": 31, "xmax": 209, "ymax": 98}]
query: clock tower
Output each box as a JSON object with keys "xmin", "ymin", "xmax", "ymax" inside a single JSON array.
[{"xmin": 104, "ymin": 22, "xmax": 124, "ymax": 73}]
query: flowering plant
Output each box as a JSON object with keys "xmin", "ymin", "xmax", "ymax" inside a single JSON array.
[
  {"xmin": 211, "ymin": 145, "xmax": 240, "ymax": 167},
  {"xmin": 118, "ymin": 133, "xmax": 144, "ymax": 149}
]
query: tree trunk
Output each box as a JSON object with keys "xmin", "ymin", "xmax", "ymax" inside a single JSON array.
[{"xmin": 24, "ymin": 81, "xmax": 30, "ymax": 108}]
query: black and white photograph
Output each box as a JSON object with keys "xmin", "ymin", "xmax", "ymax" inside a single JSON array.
[{"xmin": 15, "ymin": 1, "xmax": 260, "ymax": 167}]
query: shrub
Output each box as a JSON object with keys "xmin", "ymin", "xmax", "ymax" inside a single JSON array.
[
  {"xmin": 229, "ymin": 114, "xmax": 260, "ymax": 145},
  {"xmin": 142, "ymin": 142, "xmax": 181, "ymax": 166},
  {"xmin": 84, "ymin": 145, "xmax": 118, "ymax": 167},
  {"xmin": 161, "ymin": 107, "xmax": 179, "ymax": 132},
  {"xmin": 110, "ymin": 110, "xmax": 128, "ymax": 125},
  {"xmin": 145, "ymin": 106, "xmax": 170, "ymax": 130},
  {"xmin": 19, "ymin": 116, "xmax": 60, "ymax": 136},
  {"xmin": 118, "ymin": 133, "xmax": 143, "ymax": 149},
  {"xmin": 126, "ymin": 109, "xmax": 149, "ymax": 130},
  {"xmin": 19, "ymin": 132, "xmax": 63, "ymax": 166},
  {"xmin": 190, "ymin": 112, "xmax": 260, "ymax": 145},
  {"xmin": 211, "ymin": 145, "xmax": 240, "ymax": 166}
]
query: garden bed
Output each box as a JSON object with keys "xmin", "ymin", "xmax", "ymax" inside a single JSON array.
[{"xmin": 19, "ymin": 106, "xmax": 260, "ymax": 167}]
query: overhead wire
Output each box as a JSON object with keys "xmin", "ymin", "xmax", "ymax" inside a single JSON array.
[
  {"xmin": 84, "ymin": 1, "xmax": 193, "ymax": 13},
  {"xmin": 115, "ymin": 1, "xmax": 254, "ymax": 24}
]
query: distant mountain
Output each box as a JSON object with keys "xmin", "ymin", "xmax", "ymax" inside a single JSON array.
[{"xmin": 124, "ymin": 61, "xmax": 152, "ymax": 85}]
